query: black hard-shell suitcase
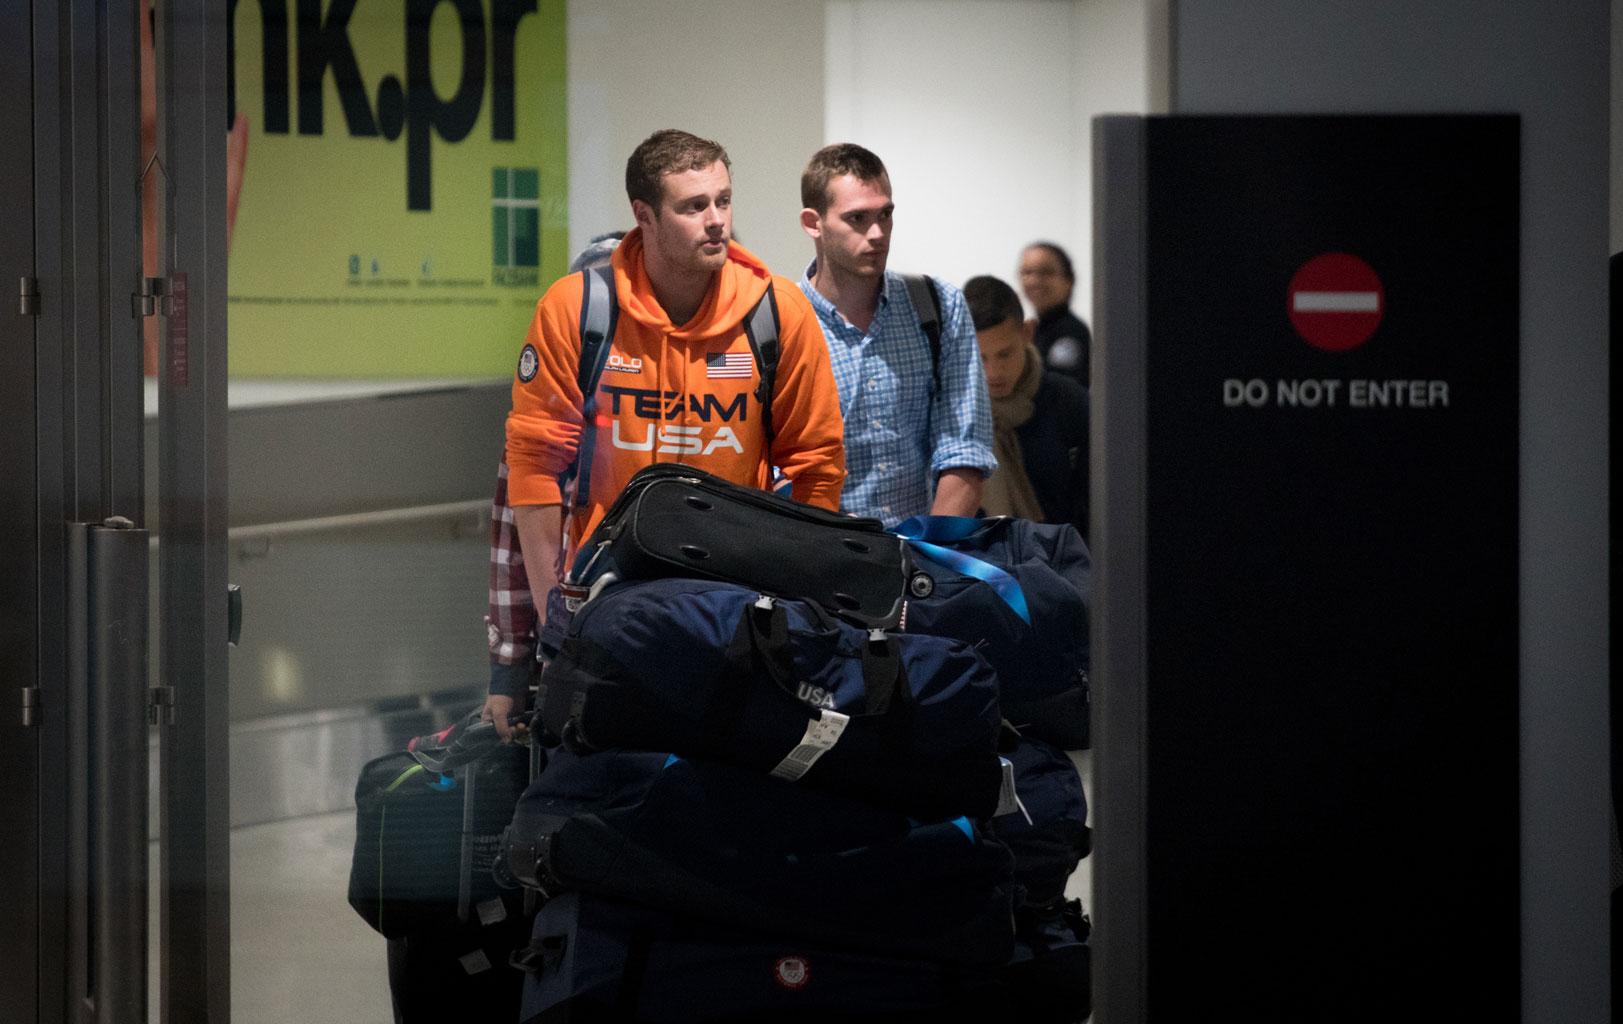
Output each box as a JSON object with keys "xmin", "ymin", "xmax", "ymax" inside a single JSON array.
[{"xmin": 567, "ymin": 463, "xmax": 912, "ymax": 629}]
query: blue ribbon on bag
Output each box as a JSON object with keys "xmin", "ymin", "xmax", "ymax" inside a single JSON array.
[{"xmin": 893, "ymin": 516, "xmax": 1030, "ymax": 624}]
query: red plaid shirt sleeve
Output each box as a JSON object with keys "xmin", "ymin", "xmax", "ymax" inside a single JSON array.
[{"xmin": 485, "ymin": 459, "xmax": 538, "ymax": 671}]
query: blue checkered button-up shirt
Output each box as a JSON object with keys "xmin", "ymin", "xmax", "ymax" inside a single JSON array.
[{"xmin": 799, "ymin": 263, "xmax": 996, "ymax": 526}]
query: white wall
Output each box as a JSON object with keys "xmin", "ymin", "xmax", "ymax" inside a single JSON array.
[
  {"xmin": 566, "ymin": 0, "xmax": 826, "ymax": 275},
  {"xmin": 1169, "ymin": 2, "xmax": 1611, "ymax": 1020},
  {"xmin": 568, "ymin": 1, "xmax": 1146, "ymax": 313},
  {"xmin": 1071, "ymin": 0, "xmax": 1151, "ymax": 315},
  {"xmin": 824, "ymin": 0, "xmax": 1096, "ymax": 308}
]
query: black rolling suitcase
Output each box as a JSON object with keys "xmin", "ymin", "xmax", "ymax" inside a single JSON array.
[
  {"xmin": 347, "ymin": 712, "xmax": 533, "ymax": 1023},
  {"xmin": 566, "ymin": 463, "xmax": 912, "ymax": 629}
]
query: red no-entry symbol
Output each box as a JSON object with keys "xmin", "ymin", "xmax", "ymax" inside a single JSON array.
[{"xmin": 1288, "ymin": 253, "xmax": 1384, "ymax": 352}]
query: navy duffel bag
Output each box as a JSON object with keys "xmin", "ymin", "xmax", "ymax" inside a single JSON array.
[
  {"xmin": 895, "ymin": 516, "xmax": 1091, "ymax": 749},
  {"xmin": 987, "ymin": 733, "xmax": 1093, "ymax": 1023},
  {"xmin": 517, "ymin": 892, "xmax": 957, "ymax": 1023},
  {"xmin": 991, "ymin": 733, "xmax": 1092, "ymax": 908},
  {"xmin": 503, "ymin": 748, "xmax": 1017, "ymax": 967},
  {"xmin": 537, "ymin": 577, "xmax": 1004, "ymax": 820}
]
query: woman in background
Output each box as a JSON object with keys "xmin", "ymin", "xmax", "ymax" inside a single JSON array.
[{"xmin": 1017, "ymin": 241, "xmax": 1091, "ymax": 387}]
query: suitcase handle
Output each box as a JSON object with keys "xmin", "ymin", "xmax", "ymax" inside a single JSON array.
[
  {"xmin": 712, "ymin": 598, "xmax": 915, "ymax": 749},
  {"xmin": 405, "ymin": 711, "xmax": 522, "ymax": 774}
]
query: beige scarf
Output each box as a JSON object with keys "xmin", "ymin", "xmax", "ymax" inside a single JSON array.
[{"xmin": 983, "ymin": 344, "xmax": 1045, "ymax": 521}]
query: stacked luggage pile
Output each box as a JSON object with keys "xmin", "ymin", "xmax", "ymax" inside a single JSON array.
[
  {"xmin": 349, "ymin": 464, "xmax": 1095, "ymax": 1023},
  {"xmin": 345, "ymin": 467, "xmax": 1090, "ymax": 1024}
]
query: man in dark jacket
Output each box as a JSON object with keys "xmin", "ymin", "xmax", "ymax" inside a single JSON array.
[{"xmin": 963, "ymin": 275, "xmax": 1089, "ymax": 539}]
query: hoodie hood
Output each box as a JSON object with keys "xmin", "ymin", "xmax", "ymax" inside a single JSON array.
[{"xmin": 612, "ymin": 227, "xmax": 773, "ymax": 343}]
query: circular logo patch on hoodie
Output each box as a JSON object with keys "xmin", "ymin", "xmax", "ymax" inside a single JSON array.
[
  {"xmin": 516, "ymin": 344, "xmax": 539, "ymax": 383},
  {"xmin": 1047, "ymin": 336, "xmax": 1083, "ymax": 370}
]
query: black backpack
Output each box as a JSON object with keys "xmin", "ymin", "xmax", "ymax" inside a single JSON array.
[{"xmin": 899, "ymin": 273, "xmax": 946, "ymax": 395}]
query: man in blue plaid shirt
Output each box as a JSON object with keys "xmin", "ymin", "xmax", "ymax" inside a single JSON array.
[{"xmin": 797, "ymin": 144, "xmax": 995, "ymax": 526}]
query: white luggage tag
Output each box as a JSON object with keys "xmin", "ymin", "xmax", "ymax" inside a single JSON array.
[
  {"xmin": 475, "ymin": 897, "xmax": 507, "ymax": 927},
  {"xmin": 759, "ymin": 595, "xmax": 857, "ymax": 780},
  {"xmin": 770, "ymin": 710, "xmax": 851, "ymax": 781},
  {"xmin": 994, "ymin": 756, "xmax": 1032, "ymax": 824}
]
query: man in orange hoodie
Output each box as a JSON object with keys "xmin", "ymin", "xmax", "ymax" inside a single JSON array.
[{"xmin": 483, "ymin": 129, "xmax": 847, "ymax": 738}]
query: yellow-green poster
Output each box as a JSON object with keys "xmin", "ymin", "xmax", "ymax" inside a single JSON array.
[{"xmin": 227, "ymin": 0, "xmax": 567, "ymax": 377}]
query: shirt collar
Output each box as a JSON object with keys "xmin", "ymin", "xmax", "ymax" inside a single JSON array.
[{"xmin": 800, "ymin": 259, "xmax": 896, "ymax": 324}]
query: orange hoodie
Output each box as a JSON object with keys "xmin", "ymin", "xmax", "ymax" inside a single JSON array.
[{"xmin": 504, "ymin": 230, "xmax": 846, "ymax": 549}]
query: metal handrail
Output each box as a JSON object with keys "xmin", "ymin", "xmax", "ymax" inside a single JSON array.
[
  {"xmin": 228, "ymin": 498, "xmax": 489, "ymax": 541},
  {"xmin": 143, "ymin": 499, "xmax": 492, "ymax": 549}
]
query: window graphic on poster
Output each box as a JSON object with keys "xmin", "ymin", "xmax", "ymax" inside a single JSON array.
[
  {"xmin": 492, "ymin": 167, "xmax": 540, "ymax": 281},
  {"xmin": 227, "ymin": 1, "xmax": 567, "ymax": 378}
]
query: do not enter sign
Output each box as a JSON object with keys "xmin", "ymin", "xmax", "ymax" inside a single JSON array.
[{"xmin": 1288, "ymin": 252, "xmax": 1384, "ymax": 352}]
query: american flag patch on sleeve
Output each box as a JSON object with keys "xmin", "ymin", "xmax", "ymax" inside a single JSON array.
[{"xmin": 706, "ymin": 352, "xmax": 754, "ymax": 379}]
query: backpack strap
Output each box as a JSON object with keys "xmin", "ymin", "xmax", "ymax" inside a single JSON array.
[
  {"xmin": 570, "ymin": 264, "xmax": 617, "ymax": 517},
  {"xmin": 901, "ymin": 273, "xmax": 943, "ymax": 396},
  {"xmin": 741, "ymin": 283, "xmax": 782, "ymax": 452},
  {"xmin": 573, "ymin": 271, "xmax": 779, "ymax": 505}
]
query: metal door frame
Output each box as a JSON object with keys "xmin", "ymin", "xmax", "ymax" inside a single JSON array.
[
  {"xmin": 10, "ymin": 1, "xmax": 230, "ymax": 1021},
  {"xmin": 1, "ymin": 0, "xmax": 41, "ymax": 1016},
  {"xmin": 153, "ymin": 3, "xmax": 232, "ymax": 1021},
  {"xmin": 25, "ymin": 1, "xmax": 150, "ymax": 1023}
]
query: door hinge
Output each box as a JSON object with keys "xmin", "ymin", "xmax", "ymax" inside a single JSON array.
[
  {"xmin": 18, "ymin": 277, "xmax": 38, "ymax": 316},
  {"xmin": 132, "ymin": 276, "xmax": 166, "ymax": 318},
  {"xmin": 148, "ymin": 685, "xmax": 176, "ymax": 726},
  {"xmin": 227, "ymin": 584, "xmax": 243, "ymax": 647},
  {"xmin": 21, "ymin": 687, "xmax": 40, "ymax": 727}
]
